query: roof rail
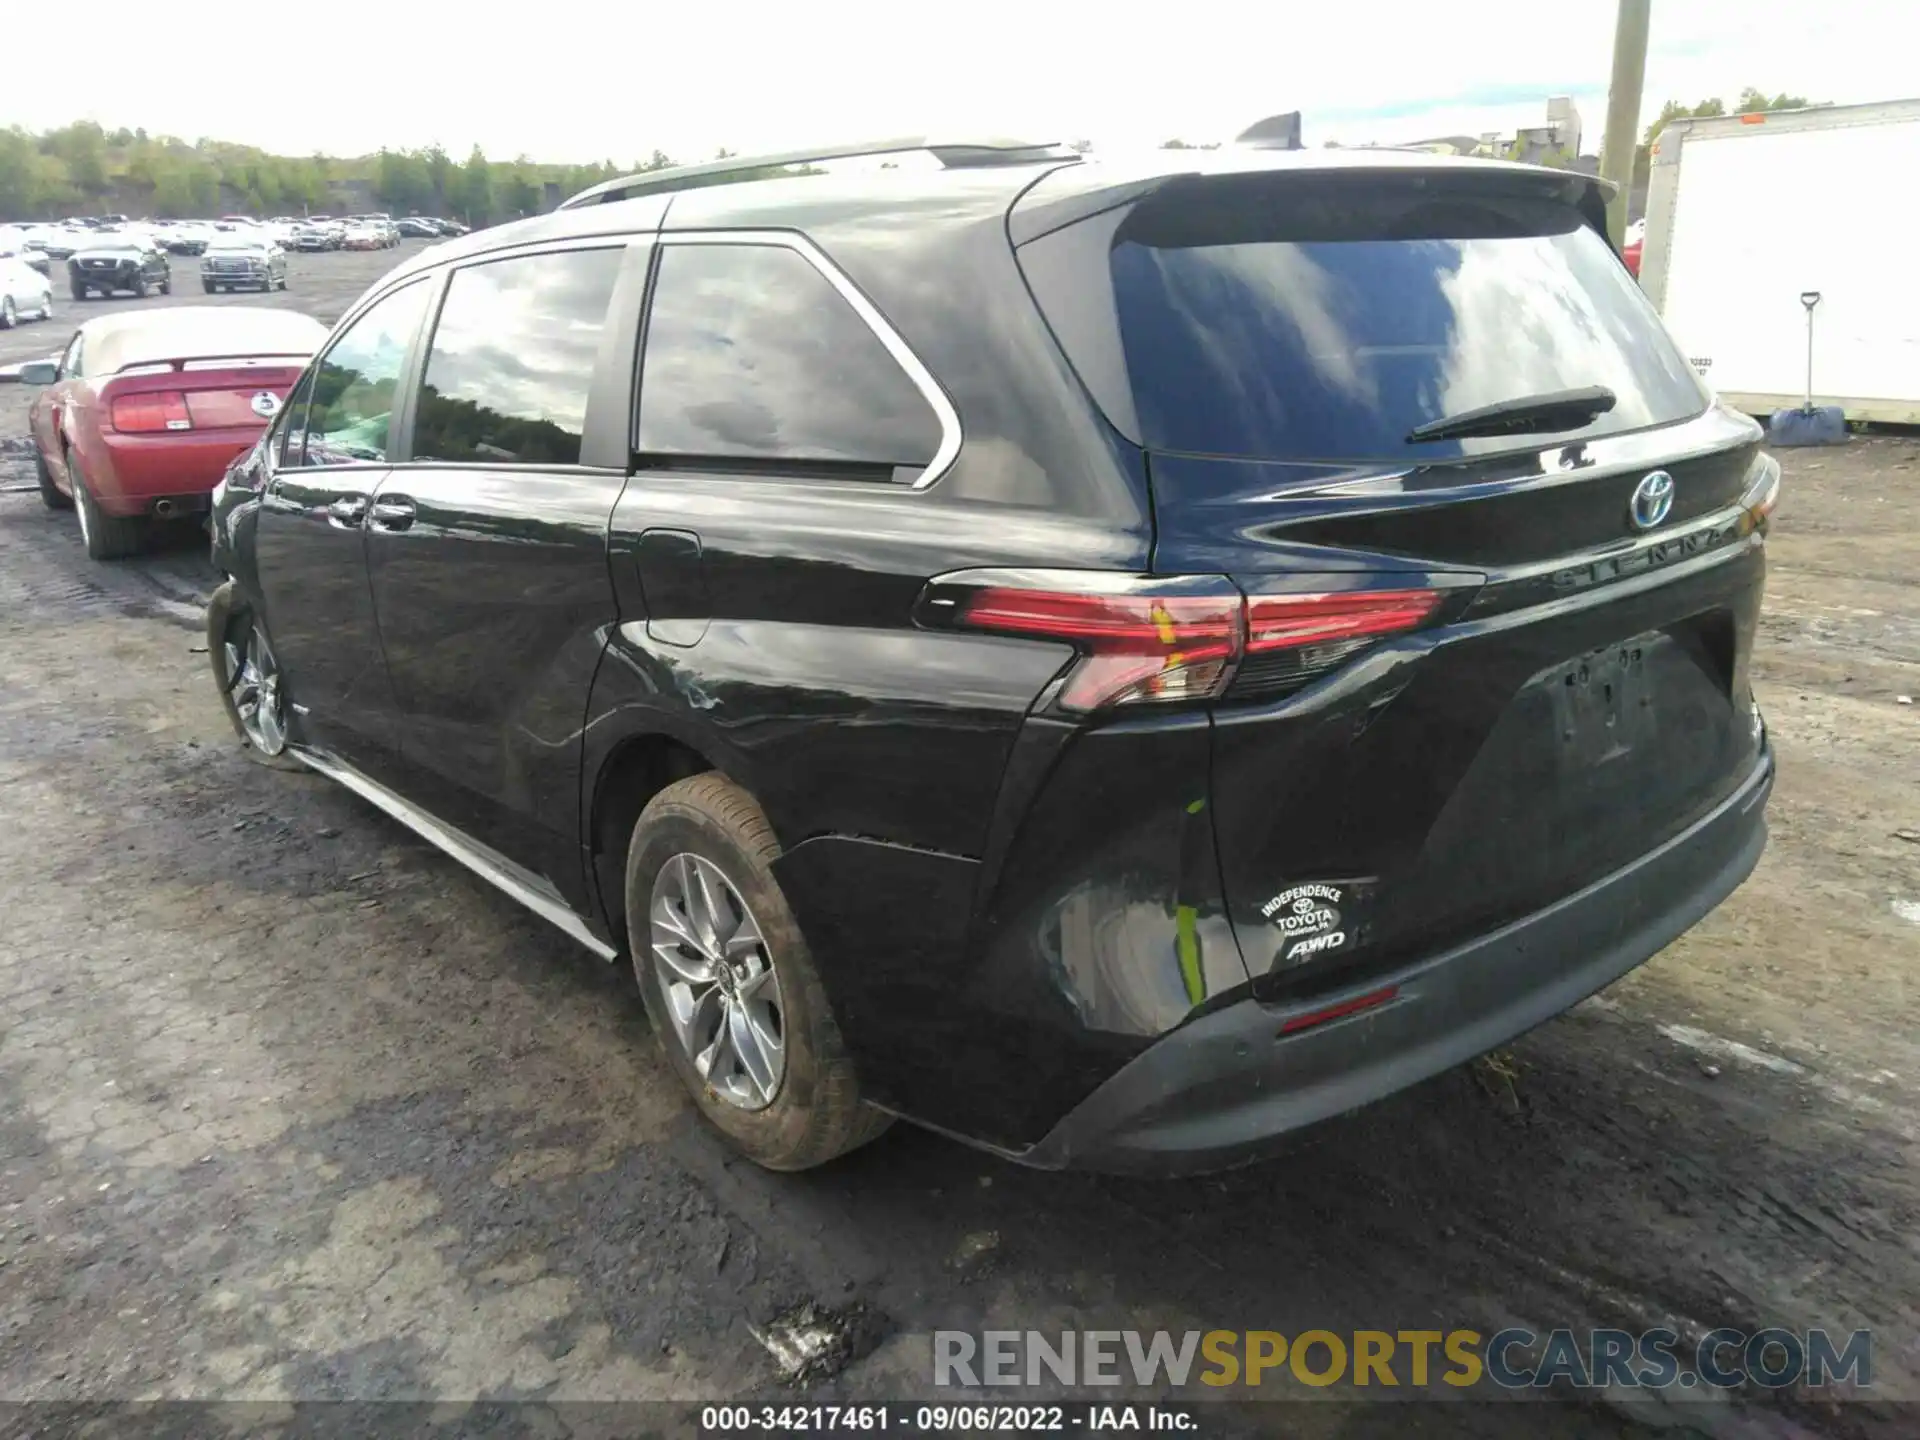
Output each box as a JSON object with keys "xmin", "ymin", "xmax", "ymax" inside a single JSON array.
[{"xmin": 557, "ymin": 136, "xmax": 1076, "ymax": 210}]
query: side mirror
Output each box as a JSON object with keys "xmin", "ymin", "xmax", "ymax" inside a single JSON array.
[{"xmin": 18, "ymin": 360, "xmax": 59, "ymax": 386}]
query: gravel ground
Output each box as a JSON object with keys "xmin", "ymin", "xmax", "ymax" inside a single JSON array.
[{"xmin": 0, "ymin": 246, "xmax": 1916, "ymax": 1438}]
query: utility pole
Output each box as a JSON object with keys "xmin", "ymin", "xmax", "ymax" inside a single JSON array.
[{"xmin": 1598, "ymin": 0, "xmax": 1652, "ymax": 246}]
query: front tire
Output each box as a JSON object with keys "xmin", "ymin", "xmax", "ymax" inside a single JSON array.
[
  {"xmin": 159, "ymin": 275, "xmax": 171, "ymax": 295},
  {"xmin": 626, "ymin": 773, "xmax": 891, "ymax": 1170},
  {"xmin": 207, "ymin": 582, "xmax": 303, "ymax": 769},
  {"xmin": 0, "ymin": 296, "xmax": 14, "ymax": 329},
  {"xmin": 69, "ymin": 452, "xmax": 147, "ymax": 560},
  {"xmin": 130, "ymin": 274, "xmax": 148, "ymax": 298},
  {"xmin": 38, "ymin": 292, "xmax": 53, "ymax": 321},
  {"xmin": 202, "ymin": 281, "xmax": 217, "ymax": 294},
  {"xmin": 70, "ymin": 282, "xmax": 87, "ymax": 301}
]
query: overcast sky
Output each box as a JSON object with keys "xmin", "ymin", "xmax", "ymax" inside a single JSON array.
[{"xmin": 6, "ymin": 0, "xmax": 1917, "ymax": 163}]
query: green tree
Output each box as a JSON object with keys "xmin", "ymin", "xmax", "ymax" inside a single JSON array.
[
  {"xmin": 0, "ymin": 127, "xmax": 41, "ymax": 216},
  {"xmin": 152, "ymin": 161, "xmax": 197, "ymax": 218},
  {"xmin": 455, "ymin": 145, "xmax": 492, "ymax": 225},
  {"xmin": 33, "ymin": 153, "xmax": 78, "ymax": 214},
  {"xmin": 45, "ymin": 121, "xmax": 110, "ymax": 198},
  {"xmin": 424, "ymin": 145, "xmax": 453, "ymax": 211},
  {"xmin": 374, "ymin": 148, "xmax": 435, "ymax": 212},
  {"xmin": 124, "ymin": 139, "xmax": 162, "ymax": 196},
  {"xmin": 188, "ymin": 165, "xmax": 218, "ymax": 214},
  {"xmin": 1642, "ymin": 97, "xmax": 1726, "ymax": 149},
  {"xmin": 1638, "ymin": 91, "xmax": 1818, "ymax": 184},
  {"xmin": 1736, "ymin": 88, "xmax": 1809, "ymax": 116},
  {"xmin": 500, "ymin": 157, "xmax": 541, "ymax": 217}
]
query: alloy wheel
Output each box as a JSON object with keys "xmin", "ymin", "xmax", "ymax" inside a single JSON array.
[
  {"xmin": 224, "ymin": 625, "xmax": 288, "ymax": 755},
  {"xmin": 648, "ymin": 852, "xmax": 786, "ymax": 1110}
]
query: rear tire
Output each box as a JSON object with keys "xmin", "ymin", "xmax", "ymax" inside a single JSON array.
[
  {"xmin": 207, "ymin": 581, "xmax": 304, "ymax": 770},
  {"xmin": 626, "ymin": 773, "xmax": 892, "ymax": 1171},
  {"xmin": 35, "ymin": 443, "xmax": 71, "ymax": 511},
  {"xmin": 69, "ymin": 452, "xmax": 146, "ymax": 560}
]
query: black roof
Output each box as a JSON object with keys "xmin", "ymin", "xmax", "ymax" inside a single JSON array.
[{"xmin": 383, "ymin": 144, "xmax": 1616, "ymax": 290}]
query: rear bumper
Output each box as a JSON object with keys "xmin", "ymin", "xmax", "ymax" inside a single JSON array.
[
  {"xmin": 1021, "ymin": 749, "xmax": 1773, "ymax": 1174},
  {"xmin": 92, "ymin": 431, "xmax": 263, "ymax": 513}
]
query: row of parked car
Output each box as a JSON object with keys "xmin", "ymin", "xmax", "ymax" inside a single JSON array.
[
  {"xmin": 1, "ymin": 211, "xmax": 471, "ymax": 304},
  {"xmin": 1, "ymin": 212, "xmax": 469, "ymax": 269}
]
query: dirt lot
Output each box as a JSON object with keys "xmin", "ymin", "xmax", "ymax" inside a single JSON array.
[{"xmin": 0, "ymin": 248, "xmax": 1916, "ymax": 1437}]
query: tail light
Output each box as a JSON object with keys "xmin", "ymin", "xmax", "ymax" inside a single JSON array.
[
  {"xmin": 111, "ymin": 392, "xmax": 193, "ymax": 433},
  {"xmin": 1738, "ymin": 453, "xmax": 1781, "ymax": 537},
  {"xmin": 1237, "ymin": 588, "xmax": 1443, "ymax": 697},
  {"xmin": 925, "ymin": 570, "xmax": 1448, "ymax": 713},
  {"xmin": 1278, "ymin": 984, "xmax": 1400, "ymax": 1035}
]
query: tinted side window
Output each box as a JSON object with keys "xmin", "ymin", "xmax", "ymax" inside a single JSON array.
[
  {"xmin": 412, "ymin": 247, "xmax": 623, "ymax": 466},
  {"xmin": 291, "ymin": 281, "xmax": 430, "ymax": 467},
  {"xmin": 637, "ymin": 242, "xmax": 941, "ymax": 477}
]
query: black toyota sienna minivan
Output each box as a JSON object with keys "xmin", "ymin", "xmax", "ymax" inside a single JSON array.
[{"xmin": 205, "ymin": 140, "xmax": 1777, "ymax": 1173}]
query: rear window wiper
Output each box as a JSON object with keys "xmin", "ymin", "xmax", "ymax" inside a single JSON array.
[{"xmin": 1405, "ymin": 385, "xmax": 1616, "ymax": 444}]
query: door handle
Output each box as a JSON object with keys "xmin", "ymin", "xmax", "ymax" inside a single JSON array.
[
  {"xmin": 326, "ymin": 496, "xmax": 367, "ymax": 529},
  {"xmin": 368, "ymin": 497, "xmax": 415, "ymax": 532}
]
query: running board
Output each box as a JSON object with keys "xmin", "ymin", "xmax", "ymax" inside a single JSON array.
[{"xmin": 290, "ymin": 746, "xmax": 619, "ymax": 962}]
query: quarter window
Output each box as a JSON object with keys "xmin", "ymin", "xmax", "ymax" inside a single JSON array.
[
  {"xmin": 411, "ymin": 247, "xmax": 624, "ymax": 466},
  {"xmin": 289, "ymin": 281, "xmax": 430, "ymax": 467},
  {"xmin": 636, "ymin": 242, "xmax": 942, "ymax": 479}
]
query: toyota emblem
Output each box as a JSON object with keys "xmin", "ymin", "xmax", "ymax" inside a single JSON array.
[{"xmin": 1629, "ymin": 470, "xmax": 1675, "ymax": 531}]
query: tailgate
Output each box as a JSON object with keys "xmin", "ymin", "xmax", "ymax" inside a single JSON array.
[
  {"xmin": 1210, "ymin": 530, "xmax": 1769, "ymax": 991},
  {"xmin": 124, "ymin": 362, "xmax": 306, "ymax": 431},
  {"xmin": 1014, "ymin": 164, "xmax": 1778, "ymax": 994}
]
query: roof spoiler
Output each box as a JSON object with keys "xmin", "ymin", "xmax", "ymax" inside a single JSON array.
[
  {"xmin": 559, "ymin": 136, "xmax": 1079, "ymax": 211},
  {"xmin": 1235, "ymin": 112, "xmax": 1304, "ymax": 150}
]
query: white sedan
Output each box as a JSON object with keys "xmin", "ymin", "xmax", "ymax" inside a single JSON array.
[{"xmin": 0, "ymin": 254, "xmax": 55, "ymax": 328}]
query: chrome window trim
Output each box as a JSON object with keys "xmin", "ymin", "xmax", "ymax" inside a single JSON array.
[{"xmin": 653, "ymin": 229, "xmax": 962, "ymax": 491}]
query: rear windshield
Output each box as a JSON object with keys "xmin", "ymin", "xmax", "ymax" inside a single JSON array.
[{"xmin": 1111, "ymin": 177, "xmax": 1706, "ymax": 462}]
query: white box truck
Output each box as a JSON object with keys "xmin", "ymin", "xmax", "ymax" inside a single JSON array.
[{"xmin": 1639, "ymin": 97, "xmax": 1920, "ymax": 424}]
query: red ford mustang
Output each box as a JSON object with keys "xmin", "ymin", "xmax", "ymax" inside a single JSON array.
[{"xmin": 24, "ymin": 307, "xmax": 328, "ymax": 559}]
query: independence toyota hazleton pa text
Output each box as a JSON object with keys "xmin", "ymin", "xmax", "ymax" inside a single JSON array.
[{"xmin": 202, "ymin": 138, "xmax": 1777, "ymax": 1173}]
